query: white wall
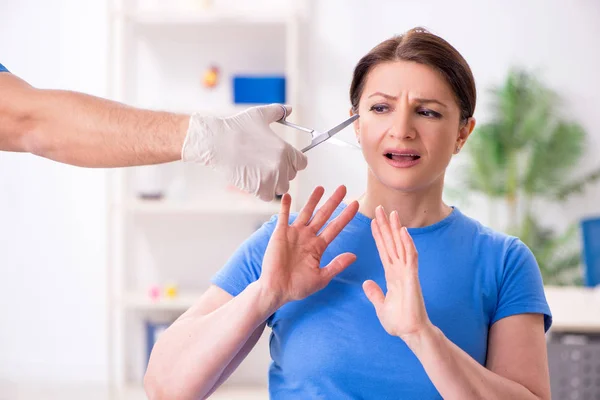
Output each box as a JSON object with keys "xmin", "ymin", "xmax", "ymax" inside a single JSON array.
[
  {"xmin": 1, "ymin": 0, "xmax": 600, "ymax": 387},
  {"xmin": 0, "ymin": 0, "xmax": 109, "ymax": 385}
]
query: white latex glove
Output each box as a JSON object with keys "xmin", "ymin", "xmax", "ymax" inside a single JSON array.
[{"xmin": 182, "ymin": 104, "xmax": 308, "ymax": 201}]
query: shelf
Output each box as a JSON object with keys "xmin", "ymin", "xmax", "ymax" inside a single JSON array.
[
  {"xmin": 119, "ymin": 9, "xmax": 290, "ymax": 26},
  {"xmin": 120, "ymin": 197, "xmax": 282, "ymax": 216},
  {"xmin": 544, "ymin": 285, "xmax": 600, "ymax": 333},
  {"xmin": 122, "ymin": 286, "xmax": 600, "ymax": 327},
  {"xmin": 121, "ymin": 291, "xmax": 205, "ymax": 310}
]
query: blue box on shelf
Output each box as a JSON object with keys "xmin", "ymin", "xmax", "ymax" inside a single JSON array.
[
  {"xmin": 233, "ymin": 75, "xmax": 286, "ymax": 104},
  {"xmin": 581, "ymin": 217, "xmax": 600, "ymax": 287}
]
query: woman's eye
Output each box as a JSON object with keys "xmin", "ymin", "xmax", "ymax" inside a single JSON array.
[
  {"xmin": 369, "ymin": 104, "xmax": 389, "ymax": 113},
  {"xmin": 418, "ymin": 108, "xmax": 442, "ymax": 118}
]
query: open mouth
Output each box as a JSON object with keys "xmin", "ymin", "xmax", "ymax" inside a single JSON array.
[{"xmin": 385, "ymin": 153, "xmax": 421, "ymax": 161}]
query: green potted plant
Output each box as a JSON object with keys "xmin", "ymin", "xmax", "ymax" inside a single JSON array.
[{"xmin": 458, "ymin": 69, "xmax": 600, "ymax": 285}]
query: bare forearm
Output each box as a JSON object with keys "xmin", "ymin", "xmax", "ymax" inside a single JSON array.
[
  {"xmin": 25, "ymin": 89, "xmax": 190, "ymax": 167},
  {"xmin": 404, "ymin": 325, "xmax": 544, "ymax": 400},
  {"xmin": 0, "ymin": 73, "xmax": 189, "ymax": 167},
  {"xmin": 144, "ymin": 282, "xmax": 279, "ymax": 400}
]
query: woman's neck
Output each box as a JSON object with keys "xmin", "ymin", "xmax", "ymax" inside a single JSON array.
[{"xmin": 356, "ymin": 172, "xmax": 452, "ymax": 228}]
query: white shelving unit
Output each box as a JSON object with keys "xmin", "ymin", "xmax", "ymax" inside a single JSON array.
[{"xmin": 106, "ymin": 0, "xmax": 307, "ymax": 397}]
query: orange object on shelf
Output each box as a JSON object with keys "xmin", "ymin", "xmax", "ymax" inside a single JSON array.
[{"xmin": 202, "ymin": 65, "xmax": 220, "ymax": 89}]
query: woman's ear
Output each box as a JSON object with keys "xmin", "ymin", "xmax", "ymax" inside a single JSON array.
[{"xmin": 455, "ymin": 117, "xmax": 476, "ymax": 153}]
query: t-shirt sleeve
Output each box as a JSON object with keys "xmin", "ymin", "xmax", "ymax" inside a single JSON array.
[
  {"xmin": 491, "ymin": 238, "xmax": 553, "ymax": 332},
  {"xmin": 210, "ymin": 215, "xmax": 278, "ymax": 297},
  {"xmin": 0, "ymin": 63, "xmax": 9, "ymax": 73}
]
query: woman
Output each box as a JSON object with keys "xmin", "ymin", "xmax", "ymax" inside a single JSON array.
[{"xmin": 145, "ymin": 27, "xmax": 552, "ymax": 400}]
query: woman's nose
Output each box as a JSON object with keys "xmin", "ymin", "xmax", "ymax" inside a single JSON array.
[{"xmin": 389, "ymin": 108, "xmax": 416, "ymax": 140}]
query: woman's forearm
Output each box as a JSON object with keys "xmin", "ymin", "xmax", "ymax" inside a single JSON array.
[
  {"xmin": 404, "ymin": 324, "xmax": 545, "ymax": 400},
  {"xmin": 144, "ymin": 281, "xmax": 280, "ymax": 400}
]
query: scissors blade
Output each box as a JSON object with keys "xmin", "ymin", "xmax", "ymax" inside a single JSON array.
[
  {"xmin": 301, "ymin": 132, "xmax": 330, "ymax": 152},
  {"xmin": 325, "ymin": 114, "xmax": 359, "ymax": 138},
  {"xmin": 301, "ymin": 114, "xmax": 360, "ymax": 152}
]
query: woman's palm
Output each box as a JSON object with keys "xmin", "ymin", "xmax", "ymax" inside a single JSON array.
[{"xmin": 259, "ymin": 186, "xmax": 359, "ymax": 305}]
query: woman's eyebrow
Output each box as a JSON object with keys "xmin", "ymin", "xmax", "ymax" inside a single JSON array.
[
  {"xmin": 414, "ymin": 98, "xmax": 448, "ymax": 108},
  {"xmin": 368, "ymin": 92, "xmax": 397, "ymax": 100},
  {"xmin": 368, "ymin": 92, "xmax": 448, "ymax": 108}
]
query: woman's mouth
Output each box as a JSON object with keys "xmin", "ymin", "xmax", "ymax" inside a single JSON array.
[{"xmin": 383, "ymin": 150, "xmax": 422, "ymax": 168}]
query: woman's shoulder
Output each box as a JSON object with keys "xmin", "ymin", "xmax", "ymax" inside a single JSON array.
[{"xmin": 453, "ymin": 208, "xmax": 529, "ymax": 256}]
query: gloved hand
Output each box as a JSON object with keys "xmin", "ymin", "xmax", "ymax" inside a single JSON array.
[{"xmin": 182, "ymin": 104, "xmax": 308, "ymax": 201}]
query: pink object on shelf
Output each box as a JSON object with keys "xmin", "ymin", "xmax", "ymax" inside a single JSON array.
[{"xmin": 149, "ymin": 285, "xmax": 161, "ymax": 301}]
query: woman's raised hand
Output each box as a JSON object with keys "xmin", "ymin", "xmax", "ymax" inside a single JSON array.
[{"xmin": 258, "ymin": 185, "xmax": 359, "ymax": 307}]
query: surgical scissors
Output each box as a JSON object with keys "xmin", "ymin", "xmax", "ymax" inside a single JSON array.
[{"xmin": 276, "ymin": 106, "xmax": 360, "ymax": 153}]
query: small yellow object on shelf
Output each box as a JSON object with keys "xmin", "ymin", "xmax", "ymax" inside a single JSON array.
[{"xmin": 165, "ymin": 283, "xmax": 178, "ymax": 299}]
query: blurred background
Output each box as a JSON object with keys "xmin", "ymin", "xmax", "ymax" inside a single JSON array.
[{"xmin": 1, "ymin": 0, "xmax": 600, "ymax": 399}]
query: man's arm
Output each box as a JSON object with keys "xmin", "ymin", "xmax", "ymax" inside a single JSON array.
[
  {"xmin": 0, "ymin": 70, "xmax": 307, "ymax": 200},
  {"xmin": 0, "ymin": 72, "xmax": 188, "ymax": 167}
]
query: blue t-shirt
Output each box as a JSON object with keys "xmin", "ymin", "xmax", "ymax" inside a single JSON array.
[
  {"xmin": 0, "ymin": 63, "xmax": 9, "ymax": 73},
  {"xmin": 211, "ymin": 204, "xmax": 552, "ymax": 399}
]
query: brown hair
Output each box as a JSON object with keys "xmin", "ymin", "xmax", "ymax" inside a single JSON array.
[{"xmin": 350, "ymin": 27, "xmax": 476, "ymax": 122}]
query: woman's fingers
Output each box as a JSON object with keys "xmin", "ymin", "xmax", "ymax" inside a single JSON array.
[
  {"xmin": 371, "ymin": 219, "xmax": 391, "ymax": 266},
  {"xmin": 319, "ymin": 200, "xmax": 359, "ymax": 244},
  {"xmin": 321, "ymin": 252, "xmax": 357, "ymax": 282},
  {"xmin": 375, "ymin": 206, "xmax": 398, "ymax": 260},
  {"xmin": 308, "ymin": 185, "xmax": 348, "ymax": 233},
  {"xmin": 363, "ymin": 280, "xmax": 385, "ymax": 313},
  {"xmin": 276, "ymin": 193, "xmax": 292, "ymax": 229},
  {"xmin": 390, "ymin": 210, "xmax": 406, "ymax": 264},
  {"xmin": 400, "ymin": 227, "xmax": 418, "ymax": 268},
  {"xmin": 294, "ymin": 186, "xmax": 325, "ymax": 226}
]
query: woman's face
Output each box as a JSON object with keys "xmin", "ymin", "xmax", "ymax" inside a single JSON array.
[{"xmin": 354, "ymin": 60, "xmax": 475, "ymax": 193}]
